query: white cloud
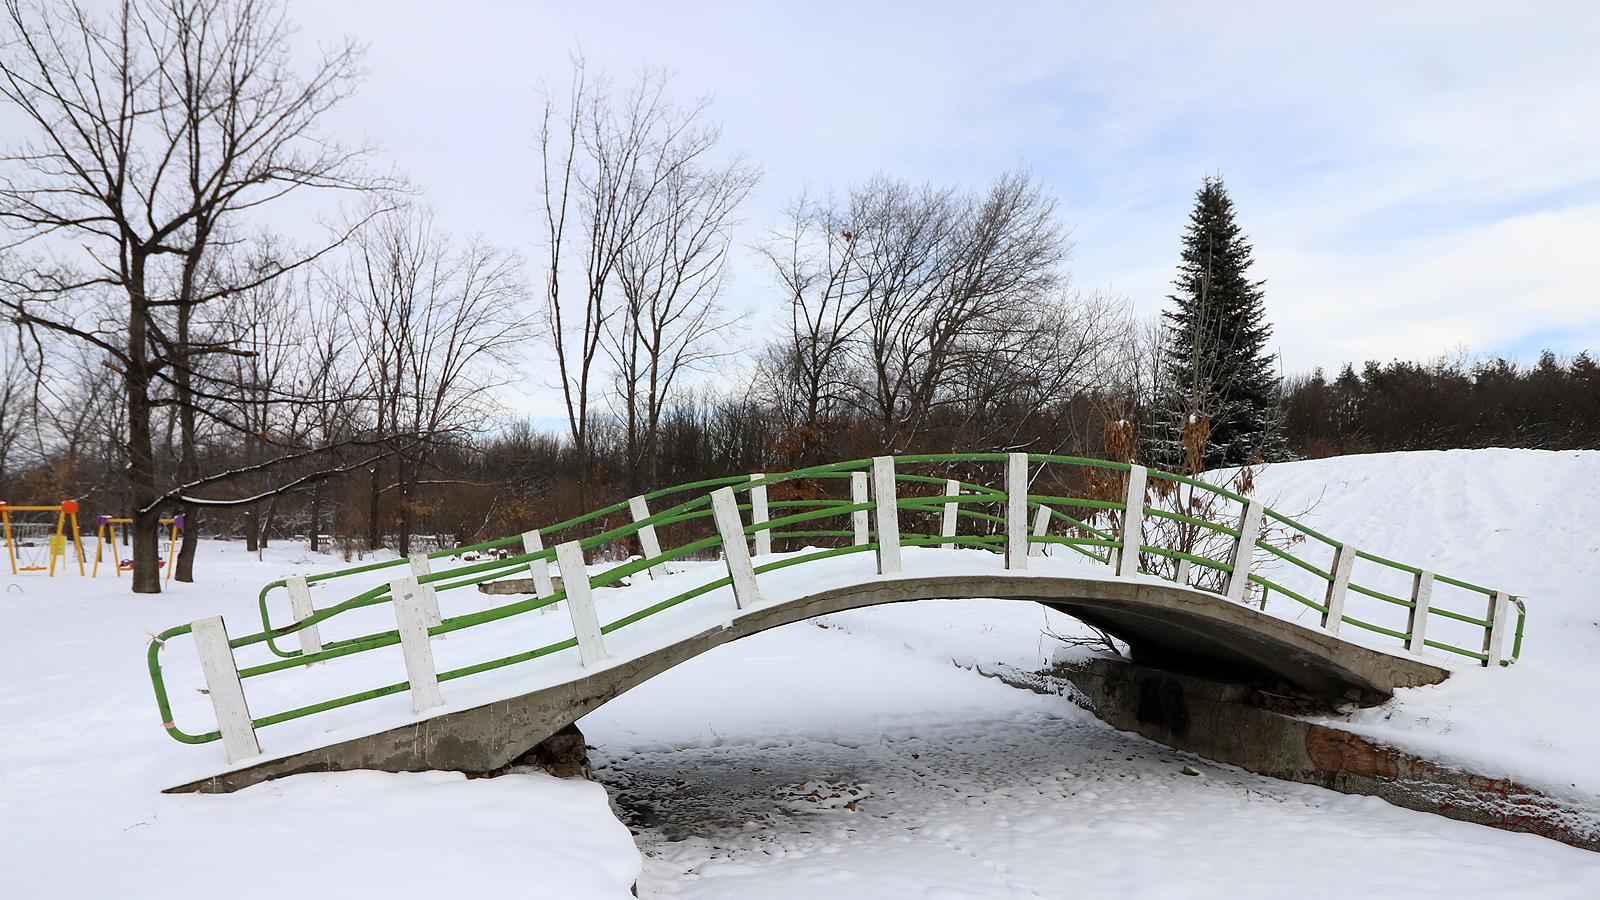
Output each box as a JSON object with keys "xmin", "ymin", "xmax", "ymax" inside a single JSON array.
[
  {"xmin": 273, "ymin": 0, "xmax": 1600, "ymax": 388},
  {"xmin": 1267, "ymin": 203, "xmax": 1600, "ymax": 367}
]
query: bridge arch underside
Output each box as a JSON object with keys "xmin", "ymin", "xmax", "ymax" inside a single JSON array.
[{"xmin": 169, "ymin": 575, "xmax": 1449, "ymax": 794}]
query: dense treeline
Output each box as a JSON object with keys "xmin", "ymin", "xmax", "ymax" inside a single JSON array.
[
  {"xmin": 0, "ymin": 382, "xmax": 1123, "ymax": 557},
  {"xmin": 11, "ymin": 343, "xmax": 1592, "ymax": 562},
  {"xmin": 1283, "ymin": 351, "xmax": 1600, "ymax": 458}
]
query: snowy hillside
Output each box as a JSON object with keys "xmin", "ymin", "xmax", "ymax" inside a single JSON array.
[
  {"xmin": 1250, "ymin": 449, "xmax": 1600, "ymax": 798},
  {"xmin": 1, "ymin": 449, "xmax": 1598, "ymax": 898}
]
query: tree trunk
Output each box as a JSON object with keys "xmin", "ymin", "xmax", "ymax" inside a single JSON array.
[
  {"xmin": 127, "ymin": 263, "xmax": 161, "ymax": 594},
  {"xmin": 131, "ymin": 507, "xmax": 162, "ymax": 591},
  {"xmin": 309, "ymin": 483, "xmax": 321, "ymax": 552},
  {"xmin": 174, "ymin": 288, "xmax": 198, "ymax": 583},
  {"xmin": 260, "ymin": 495, "xmax": 278, "ymax": 550},
  {"xmin": 367, "ymin": 458, "xmax": 382, "ymax": 552},
  {"xmin": 575, "ymin": 441, "xmax": 591, "ymax": 528},
  {"xmin": 245, "ymin": 505, "xmax": 259, "ymax": 553},
  {"xmin": 625, "ymin": 387, "xmax": 638, "ymax": 496},
  {"xmin": 176, "ymin": 505, "xmax": 198, "ymax": 580},
  {"xmin": 396, "ymin": 456, "xmax": 411, "ymax": 558}
]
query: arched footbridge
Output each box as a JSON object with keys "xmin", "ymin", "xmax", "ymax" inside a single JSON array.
[{"xmin": 149, "ymin": 454, "xmax": 1525, "ymax": 793}]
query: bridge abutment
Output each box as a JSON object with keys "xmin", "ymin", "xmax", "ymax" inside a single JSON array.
[
  {"xmin": 486, "ymin": 722, "xmax": 594, "ymax": 781},
  {"xmin": 1030, "ymin": 654, "xmax": 1600, "ymax": 852}
]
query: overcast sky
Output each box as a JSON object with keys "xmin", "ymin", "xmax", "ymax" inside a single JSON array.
[{"xmin": 285, "ymin": 1, "xmax": 1600, "ymax": 411}]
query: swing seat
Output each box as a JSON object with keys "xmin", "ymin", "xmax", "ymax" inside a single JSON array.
[
  {"xmin": 19, "ymin": 565, "xmax": 45, "ymax": 572},
  {"xmin": 120, "ymin": 559, "xmax": 134, "ymax": 569}
]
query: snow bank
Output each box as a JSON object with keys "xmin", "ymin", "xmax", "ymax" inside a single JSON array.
[
  {"xmin": 1247, "ymin": 449, "xmax": 1600, "ymax": 800},
  {"xmin": 0, "ymin": 543, "xmax": 641, "ymax": 899},
  {"xmin": 802, "ymin": 449, "xmax": 1600, "ymax": 800}
]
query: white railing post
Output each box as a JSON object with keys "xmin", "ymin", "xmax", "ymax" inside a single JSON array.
[
  {"xmin": 407, "ymin": 553, "xmax": 443, "ymax": 629},
  {"xmin": 191, "ymin": 615, "xmax": 261, "ymax": 763},
  {"xmin": 286, "ymin": 575, "xmax": 322, "ymax": 660},
  {"xmin": 872, "ymin": 456, "xmax": 901, "ymax": 575},
  {"xmin": 1484, "ymin": 591, "xmax": 1511, "ymax": 667},
  {"xmin": 851, "ymin": 471, "xmax": 870, "ymax": 546},
  {"xmin": 390, "ymin": 576, "xmax": 444, "ymax": 713},
  {"xmin": 1322, "ymin": 544, "xmax": 1357, "ymax": 636},
  {"xmin": 1117, "ymin": 465, "xmax": 1148, "ymax": 578},
  {"xmin": 1175, "ymin": 558, "xmax": 1192, "ymax": 586},
  {"xmin": 628, "ymin": 496, "xmax": 669, "ymax": 580},
  {"xmin": 710, "ymin": 487, "xmax": 762, "ymax": 608},
  {"xmin": 749, "ymin": 474, "xmax": 771, "ymax": 556},
  {"xmin": 941, "ymin": 479, "xmax": 960, "ymax": 550},
  {"xmin": 1405, "ymin": 571, "xmax": 1434, "ymax": 653},
  {"xmin": 1006, "ymin": 452, "xmax": 1028, "ymax": 570},
  {"xmin": 554, "ymin": 541, "xmax": 610, "ymax": 666},
  {"xmin": 1029, "ymin": 504, "xmax": 1052, "ymax": 558},
  {"xmin": 1225, "ymin": 500, "xmax": 1264, "ymax": 603},
  {"xmin": 520, "ymin": 530, "xmax": 556, "ymax": 601}
]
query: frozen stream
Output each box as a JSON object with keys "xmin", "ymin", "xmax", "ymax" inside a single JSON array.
[{"xmin": 582, "ymin": 608, "xmax": 1600, "ymax": 899}]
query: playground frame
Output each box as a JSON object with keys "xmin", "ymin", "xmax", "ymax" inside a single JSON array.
[{"xmin": 0, "ymin": 501, "xmax": 85, "ymax": 576}]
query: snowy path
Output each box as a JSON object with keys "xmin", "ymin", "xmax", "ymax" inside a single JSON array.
[{"xmin": 585, "ymin": 607, "xmax": 1600, "ymax": 899}]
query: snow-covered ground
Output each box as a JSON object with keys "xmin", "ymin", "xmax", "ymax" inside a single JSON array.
[
  {"xmin": 586, "ymin": 609, "xmax": 1600, "ymax": 898},
  {"xmin": 1248, "ymin": 450, "xmax": 1600, "ymax": 800},
  {"xmin": 0, "ymin": 543, "xmax": 641, "ymax": 898},
  {"xmin": 2, "ymin": 448, "xmax": 1598, "ymax": 897}
]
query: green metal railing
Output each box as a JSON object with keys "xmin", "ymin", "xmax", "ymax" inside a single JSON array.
[{"xmin": 147, "ymin": 454, "xmax": 1524, "ymax": 751}]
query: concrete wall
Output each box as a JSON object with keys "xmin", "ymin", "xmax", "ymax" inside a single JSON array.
[{"xmin": 1026, "ymin": 656, "xmax": 1600, "ymax": 852}]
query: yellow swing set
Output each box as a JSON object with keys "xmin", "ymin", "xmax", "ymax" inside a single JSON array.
[
  {"xmin": 0, "ymin": 500, "xmax": 85, "ymax": 576},
  {"xmin": 92, "ymin": 515, "xmax": 184, "ymax": 579}
]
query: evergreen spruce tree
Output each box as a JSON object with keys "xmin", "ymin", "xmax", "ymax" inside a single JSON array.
[{"xmin": 1155, "ymin": 176, "xmax": 1287, "ymax": 470}]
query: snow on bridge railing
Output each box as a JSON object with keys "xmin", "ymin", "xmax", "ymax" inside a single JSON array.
[{"xmin": 147, "ymin": 454, "xmax": 1525, "ymax": 765}]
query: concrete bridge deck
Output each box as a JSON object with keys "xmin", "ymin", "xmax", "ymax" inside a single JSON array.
[
  {"xmin": 148, "ymin": 453, "xmax": 1514, "ymax": 795},
  {"xmin": 167, "ymin": 567, "xmax": 1448, "ymax": 794}
]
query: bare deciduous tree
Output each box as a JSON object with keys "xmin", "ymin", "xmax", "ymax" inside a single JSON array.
[
  {"xmin": 0, "ymin": 0, "xmax": 393, "ymax": 590},
  {"xmin": 336, "ymin": 203, "xmax": 532, "ymax": 555},
  {"xmin": 760, "ymin": 171, "xmax": 1114, "ymax": 457},
  {"xmin": 852, "ymin": 172, "xmax": 1065, "ymax": 446},
  {"xmin": 0, "ymin": 330, "xmax": 38, "ymax": 483},
  {"xmin": 607, "ymin": 135, "xmax": 758, "ymax": 491},
  {"xmin": 756, "ymin": 188, "xmax": 872, "ymax": 445},
  {"xmin": 537, "ymin": 60, "xmax": 752, "ymax": 501}
]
